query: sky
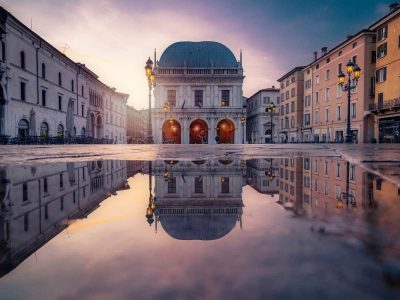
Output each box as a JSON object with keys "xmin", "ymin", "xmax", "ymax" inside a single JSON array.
[{"xmin": 2, "ymin": 0, "xmax": 393, "ymax": 109}]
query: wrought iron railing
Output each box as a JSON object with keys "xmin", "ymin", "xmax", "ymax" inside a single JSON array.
[{"xmin": 369, "ymin": 97, "xmax": 400, "ymax": 111}]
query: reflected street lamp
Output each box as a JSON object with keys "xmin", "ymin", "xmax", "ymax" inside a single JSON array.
[
  {"xmin": 240, "ymin": 115, "xmax": 246, "ymax": 144},
  {"xmin": 265, "ymin": 159, "xmax": 276, "ymax": 181},
  {"xmin": 145, "ymin": 57, "xmax": 155, "ymax": 144},
  {"xmin": 266, "ymin": 103, "xmax": 276, "ymax": 144},
  {"xmin": 338, "ymin": 60, "xmax": 361, "ymax": 143}
]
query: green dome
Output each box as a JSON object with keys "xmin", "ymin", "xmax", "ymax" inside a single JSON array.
[{"xmin": 158, "ymin": 41, "xmax": 238, "ymax": 68}]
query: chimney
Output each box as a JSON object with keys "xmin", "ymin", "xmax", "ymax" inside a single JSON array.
[
  {"xmin": 389, "ymin": 2, "xmax": 400, "ymax": 12},
  {"xmin": 313, "ymin": 51, "xmax": 318, "ymax": 61},
  {"xmin": 321, "ymin": 47, "xmax": 328, "ymax": 55},
  {"xmin": 346, "ymin": 35, "xmax": 353, "ymax": 40}
]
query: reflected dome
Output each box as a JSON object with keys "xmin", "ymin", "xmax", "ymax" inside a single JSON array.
[{"xmin": 159, "ymin": 213, "xmax": 238, "ymax": 240}]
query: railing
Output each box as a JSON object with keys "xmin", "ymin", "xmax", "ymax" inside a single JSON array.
[
  {"xmin": 156, "ymin": 67, "xmax": 241, "ymax": 76},
  {"xmin": 369, "ymin": 97, "xmax": 400, "ymax": 111},
  {"xmin": 0, "ymin": 135, "xmax": 114, "ymax": 145}
]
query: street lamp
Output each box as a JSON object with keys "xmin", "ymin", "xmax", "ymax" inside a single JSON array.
[
  {"xmin": 265, "ymin": 159, "xmax": 276, "ymax": 181},
  {"xmin": 145, "ymin": 57, "xmax": 155, "ymax": 144},
  {"xmin": 240, "ymin": 115, "xmax": 246, "ymax": 144},
  {"xmin": 265, "ymin": 103, "xmax": 276, "ymax": 143},
  {"xmin": 163, "ymin": 102, "xmax": 170, "ymax": 119},
  {"xmin": 338, "ymin": 60, "xmax": 361, "ymax": 143}
]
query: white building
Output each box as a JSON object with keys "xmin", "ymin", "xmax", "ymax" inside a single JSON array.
[
  {"xmin": 0, "ymin": 7, "xmax": 128, "ymax": 143},
  {"xmin": 152, "ymin": 41, "xmax": 245, "ymax": 144},
  {"xmin": 246, "ymin": 87, "xmax": 280, "ymax": 143},
  {"xmin": 152, "ymin": 159, "xmax": 244, "ymax": 240},
  {"xmin": 105, "ymin": 90, "xmax": 128, "ymax": 143}
]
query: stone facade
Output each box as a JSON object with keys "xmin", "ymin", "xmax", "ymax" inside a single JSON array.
[
  {"xmin": 0, "ymin": 7, "xmax": 127, "ymax": 143},
  {"xmin": 246, "ymin": 87, "xmax": 280, "ymax": 143},
  {"xmin": 152, "ymin": 41, "xmax": 245, "ymax": 144}
]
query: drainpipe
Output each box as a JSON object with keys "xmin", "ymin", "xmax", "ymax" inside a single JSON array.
[{"xmin": 36, "ymin": 39, "xmax": 42, "ymax": 104}]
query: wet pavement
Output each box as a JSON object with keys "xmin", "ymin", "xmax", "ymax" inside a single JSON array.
[{"xmin": 0, "ymin": 145, "xmax": 399, "ymax": 299}]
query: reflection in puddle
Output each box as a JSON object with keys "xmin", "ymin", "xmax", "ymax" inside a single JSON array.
[{"xmin": 0, "ymin": 157, "xmax": 399, "ymax": 297}]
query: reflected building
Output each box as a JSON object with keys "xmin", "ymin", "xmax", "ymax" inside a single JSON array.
[
  {"xmin": 246, "ymin": 159, "xmax": 279, "ymax": 195},
  {"xmin": 152, "ymin": 159, "xmax": 245, "ymax": 240},
  {"xmin": 0, "ymin": 160, "xmax": 127, "ymax": 276},
  {"xmin": 278, "ymin": 157, "xmax": 304, "ymax": 213}
]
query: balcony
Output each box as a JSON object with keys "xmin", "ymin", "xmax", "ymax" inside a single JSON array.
[
  {"xmin": 155, "ymin": 67, "xmax": 243, "ymax": 76},
  {"xmin": 369, "ymin": 97, "xmax": 400, "ymax": 112}
]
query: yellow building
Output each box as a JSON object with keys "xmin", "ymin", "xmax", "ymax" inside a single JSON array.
[{"xmin": 369, "ymin": 4, "xmax": 400, "ymax": 143}]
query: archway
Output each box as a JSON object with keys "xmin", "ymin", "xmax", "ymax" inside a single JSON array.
[
  {"xmin": 40, "ymin": 122, "xmax": 49, "ymax": 137},
  {"xmin": 190, "ymin": 119, "xmax": 208, "ymax": 144},
  {"xmin": 18, "ymin": 119, "xmax": 29, "ymax": 137},
  {"xmin": 57, "ymin": 124, "xmax": 64, "ymax": 137},
  {"xmin": 162, "ymin": 119, "xmax": 181, "ymax": 144},
  {"xmin": 216, "ymin": 119, "xmax": 235, "ymax": 144}
]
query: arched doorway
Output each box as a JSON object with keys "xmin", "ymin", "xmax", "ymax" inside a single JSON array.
[
  {"xmin": 190, "ymin": 119, "xmax": 208, "ymax": 144},
  {"xmin": 265, "ymin": 129, "xmax": 272, "ymax": 143},
  {"xmin": 40, "ymin": 122, "xmax": 49, "ymax": 137},
  {"xmin": 216, "ymin": 119, "xmax": 235, "ymax": 144},
  {"xmin": 57, "ymin": 124, "xmax": 64, "ymax": 137},
  {"xmin": 18, "ymin": 119, "xmax": 29, "ymax": 137},
  {"xmin": 162, "ymin": 119, "xmax": 181, "ymax": 144}
]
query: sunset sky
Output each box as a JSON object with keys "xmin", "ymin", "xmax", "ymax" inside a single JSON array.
[{"xmin": 2, "ymin": 0, "xmax": 392, "ymax": 109}]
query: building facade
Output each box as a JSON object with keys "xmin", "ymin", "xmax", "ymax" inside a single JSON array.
[
  {"xmin": 369, "ymin": 4, "xmax": 400, "ymax": 143},
  {"xmin": 302, "ymin": 65, "xmax": 313, "ymax": 142},
  {"xmin": 126, "ymin": 105, "xmax": 146, "ymax": 143},
  {"xmin": 277, "ymin": 67, "xmax": 305, "ymax": 143},
  {"xmin": 105, "ymin": 90, "xmax": 128, "ymax": 143},
  {"xmin": 0, "ymin": 7, "xmax": 128, "ymax": 143},
  {"xmin": 152, "ymin": 41, "xmax": 245, "ymax": 144},
  {"xmin": 307, "ymin": 32, "xmax": 376, "ymax": 143},
  {"xmin": 246, "ymin": 87, "xmax": 280, "ymax": 144}
]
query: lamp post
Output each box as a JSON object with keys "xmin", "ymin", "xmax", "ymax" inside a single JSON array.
[
  {"xmin": 338, "ymin": 60, "xmax": 361, "ymax": 143},
  {"xmin": 265, "ymin": 159, "xmax": 276, "ymax": 181},
  {"xmin": 240, "ymin": 115, "xmax": 246, "ymax": 144},
  {"xmin": 163, "ymin": 102, "xmax": 170, "ymax": 120},
  {"xmin": 145, "ymin": 161, "xmax": 156, "ymax": 226},
  {"xmin": 145, "ymin": 57, "xmax": 155, "ymax": 144},
  {"xmin": 266, "ymin": 103, "xmax": 276, "ymax": 143}
]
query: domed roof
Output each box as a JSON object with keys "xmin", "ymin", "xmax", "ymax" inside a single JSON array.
[
  {"xmin": 158, "ymin": 41, "xmax": 238, "ymax": 68},
  {"xmin": 159, "ymin": 214, "xmax": 237, "ymax": 240}
]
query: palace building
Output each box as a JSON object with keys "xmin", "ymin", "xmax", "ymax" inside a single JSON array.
[{"xmin": 152, "ymin": 41, "xmax": 245, "ymax": 144}]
